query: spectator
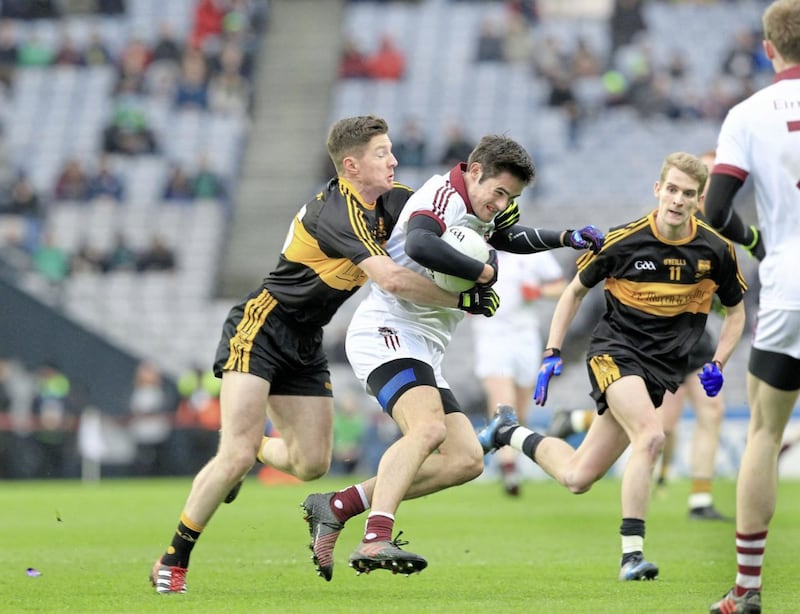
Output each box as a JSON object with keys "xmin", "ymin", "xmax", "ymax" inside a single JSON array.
[
  {"xmin": 16, "ymin": 33, "xmax": 53, "ymax": 67},
  {"xmin": 102, "ymin": 232, "xmax": 138, "ymax": 272},
  {"xmin": 83, "ymin": 28, "xmax": 113, "ymax": 66},
  {"xmin": 87, "ymin": 155, "xmax": 125, "ymax": 202},
  {"xmin": 572, "ymin": 37, "xmax": 603, "ymax": 77},
  {"xmin": 0, "ymin": 224, "xmax": 32, "ymax": 274},
  {"xmin": 191, "ymin": 155, "xmax": 226, "ymax": 199},
  {"xmin": 54, "ymin": 157, "xmax": 91, "ymax": 202},
  {"xmin": 438, "ymin": 122, "xmax": 474, "ymax": 167},
  {"xmin": 71, "ymin": 240, "xmax": 105, "ymax": 273},
  {"xmin": 151, "ymin": 22, "xmax": 184, "ymax": 65},
  {"xmin": 96, "ymin": 0, "xmax": 125, "ymax": 15},
  {"xmin": 475, "ymin": 18, "xmax": 506, "ymax": 62},
  {"xmin": 53, "ymin": 32, "xmax": 85, "ymax": 66},
  {"xmin": 31, "ymin": 231, "xmax": 70, "ymax": 284},
  {"xmin": 393, "ymin": 117, "xmax": 428, "ymax": 168},
  {"xmin": 163, "ymin": 163, "xmax": 194, "ymax": 202},
  {"xmin": 338, "ymin": 36, "xmax": 369, "ymax": 79},
  {"xmin": 330, "ymin": 389, "xmax": 367, "ymax": 476},
  {"xmin": 137, "ymin": 235, "xmax": 176, "ymax": 272},
  {"xmin": 609, "ymin": 0, "xmax": 646, "ymax": 57},
  {"xmin": 207, "ymin": 45, "xmax": 250, "ymax": 116},
  {"xmin": 174, "ymin": 48, "xmax": 209, "ymax": 110},
  {"xmin": 30, "ymin": 361, "xmax": 77, "ymax": 478},
  {"xmin": 365, "ymin": 34, "xmax": 405, "ymax": 80},
  {"xmin": 4, "ymin": 171, "xmax": 44, "ymax": 218},
  {"xmin": 173, "ymin": 366, "xmax": 221, "ymax": 474},
  {"xmin": 129, "ymin": 361, "xmax": 173, "ymax": 476},
  {"xmin": 192, "ymin": 0, "xmax": 227, "ymax": 50},
  {"xmin": 113, "ymin": 36, "xmax": 152, "ymax": 96},
  {"xmin": 0, "ymin": 19, "xmax": 18, "ymax": 88},
  {"xmin": 103, "ymin": 100, "xmax": 159, "ymax": 155}
]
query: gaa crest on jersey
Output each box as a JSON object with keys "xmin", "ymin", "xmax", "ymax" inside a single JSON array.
[{"xmin": 695, "ymin": 259, "xmax": 711, "ymax": 278}]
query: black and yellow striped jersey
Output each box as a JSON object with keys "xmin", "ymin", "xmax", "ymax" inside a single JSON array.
[
  {"xmin": 576, "ymin": 210, "xmax": 747, "ymax": 372},
  {"xmin": 263, "ymin": 177, "xmax": 413, "ymax": 328}
]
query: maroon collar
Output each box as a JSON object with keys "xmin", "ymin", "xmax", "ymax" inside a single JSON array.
[
  {"xmin": 448, "ymin": 163, "xmax": 474, "ymax": 214},
  {"xmin": 773, "ymin": 65, "xmax": 800, "ymax": 83}
]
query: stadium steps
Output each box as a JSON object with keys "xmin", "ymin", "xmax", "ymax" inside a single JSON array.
[{"xmin": 219, "ymin": 0, "xmax": 347, "ymax": 298}]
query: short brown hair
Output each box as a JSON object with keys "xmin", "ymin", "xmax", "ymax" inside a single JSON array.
[
  {"xmin": 763, "ymin": 0, "xmax": 800, "ymax": 64},
  {"xmin": 326, "ymin": 115, "xmax": 389, "ymax": 174},
  {"xmin": 467, "ymin": 134, "xmax": 536, "ymax": 186},
  {"xmin": 660, "ymin": 152, "xmax": 709, "ymax": 194}
]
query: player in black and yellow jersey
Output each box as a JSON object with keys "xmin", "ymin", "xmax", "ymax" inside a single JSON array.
[
  {"xmin": 478, "ymin": 152, "xmax": 747, "ymax": 582},
  {"xmin": 150, "ymin": 116, "xmax": 476, "ymax": 594}
]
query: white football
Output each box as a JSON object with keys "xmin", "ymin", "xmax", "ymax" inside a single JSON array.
[{"xmin": 430, "ymin": 225, "xmax": 490, "ymax": 292}]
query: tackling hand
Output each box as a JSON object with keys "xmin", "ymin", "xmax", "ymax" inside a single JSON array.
[
  {"xmin": 533, "ymin": 349, "xmax": 563, "ymax": 406},
  {"xmin": 458, "ymin": 286, "xmax": 500, "ymax": 317},
  {"xmin": 565, "ymin": 225, "xmax": 605, "ymax": 253},
  {"xmin": 483, "ymin": 249, "xmax": 499, "ymax": 286},
  {"xmin": 698, "ymin": 361, "xmax": 724, "ymax": 397}
]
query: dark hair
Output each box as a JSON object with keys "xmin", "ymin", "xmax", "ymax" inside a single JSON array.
[
  {"xmin": 326, "ymin": 115, "xmax": 389, "ymax": 174},
  {"xmin": 467, "ymin": 134, "xmax": 536, "ymax": 186}
]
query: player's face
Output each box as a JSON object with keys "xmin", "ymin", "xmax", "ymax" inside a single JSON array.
[
  {"xmin": 350, "ymin": 134, "xmax": 397, "ymax": 203},
  {"xmin": 654, "ymin": 166, "xmax": 701, "ymax": 236},
  {"xmin": 467, "ymin": 166, "xmax": 525, "ymax": 222}
]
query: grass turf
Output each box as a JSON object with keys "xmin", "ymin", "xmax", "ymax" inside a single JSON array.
[{"xmin": 1, "ymin": 475, "xmax": 797, "ymax": 613}]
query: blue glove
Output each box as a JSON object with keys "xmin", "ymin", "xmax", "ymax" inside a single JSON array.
[
  {"xmin": 565, "ymin": 225, "xmax": 605, "ymax": 253},
  {"xmin": 534, "ymin": 349, "xmax": 563, "ymax": 406},
  {"xmin": 698, "ymin": 361, "xmax": 724, "ymax": 397}
]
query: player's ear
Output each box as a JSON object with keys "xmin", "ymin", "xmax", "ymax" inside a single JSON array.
[{"xmin": 653, "ymin": 181, "xmax": 661, "ymax": 197}]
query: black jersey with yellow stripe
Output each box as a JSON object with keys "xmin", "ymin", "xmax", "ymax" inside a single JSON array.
[
  {"xmin": 576, "ymin": 210, "xmax": 746, "ymax": 373},
  {"xmin": 263, "ymin": 178, "xmax": 413, "ymax": 329}
]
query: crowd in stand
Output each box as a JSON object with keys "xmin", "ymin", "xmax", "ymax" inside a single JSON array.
[
  {"xmin": 0, "ymin": 0, "xmax": 267, "ymax": 290},
  {"xmin": 337, "ymin": 0, "xmax": 775, "ymax": 157}
]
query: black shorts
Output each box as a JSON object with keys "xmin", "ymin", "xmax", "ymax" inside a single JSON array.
[
  {"xmin": 212, "ymin": 288, "xmax": 332, "ymax": 397},
  {"xmin": 685, "ymin": 330, "xmax": 715, "ymax": 375},
  {"xmin": 749, "ymin": 347, "xmax": 800, "ymax": 391},
  {"xmin": 366, "ymin": 357, "xmax": 462, "ymax": 417},
  {"xmin": 586, "ymin": 350, "xmax": 680, "ymax": 415}
]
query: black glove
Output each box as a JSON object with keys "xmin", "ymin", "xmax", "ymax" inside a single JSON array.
[
  {"xmin": 458, "ymin": 285, "xmax": 500, "ymax": 317},
  {"xmin": 745, "ymin": 225, "xmax": 765, "ymax": 261},
  {"xmin": 564, "ymin": 225, "xmax": 605, "ymax": 253},
  {"xmin": 483, "ymin": 249, "xmax": 498, "ymax": 287}
]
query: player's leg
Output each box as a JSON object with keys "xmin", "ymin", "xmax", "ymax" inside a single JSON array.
[
  {"xmin": 347, "ymin": 379, "xmax": 441, "ymax": 574},
  {"xmin": 482, "ymin": 374, "xmax": 524, "ymax": 494},
  {"xmin": 263, "ymin": 394, "xmax": 333, "ymax": 481},
  {"xmin": 684, "ymin": 373, "xmax": 730, "ymax": 519},
  {"xmin": 152, "ymin": 370, "xmax": 269, "ymax": 593},
  {"xmin": 657, "ymin": 383, "xmax": 684, "ymax": 488},
  {"xmin": 604, "ymin": 376, "xmax": 664, "ymax": 581}
]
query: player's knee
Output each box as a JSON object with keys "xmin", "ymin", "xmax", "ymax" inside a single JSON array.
[
  {"xmin": 411, "ymin": 420, "xmax": 447, "ymax": 454},
  {"xmin": 645, "ymin": 429, "xmax": 666, "ymax": 461},
  {"xmin": 293, "ymin": 449, "xmax": 332, "ymax": 481},
  {"xmin": 562, "ymin": 471, "xmax": 594, "ymax": 494}
]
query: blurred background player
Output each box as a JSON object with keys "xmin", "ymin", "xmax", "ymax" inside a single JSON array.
[
  {"xmin": 656, "ymin": 150, "xmax": 731, "ymax": 521},
  {"xmin": 471, "ymin": 249, "xmax": 566, "ymax": 496}
]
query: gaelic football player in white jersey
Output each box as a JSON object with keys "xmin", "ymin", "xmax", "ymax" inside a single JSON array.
[
  {"xmin": 706, "ymin": 1, "xmax": 800, "ymax": 612},
  {"xmin": 301, "ymin": 134, "xmax": 603, "ymax": 580}
]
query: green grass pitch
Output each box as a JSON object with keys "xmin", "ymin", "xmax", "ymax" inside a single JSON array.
[{"xmin": 1, "ymin": 475, "xmax": 797, "ymax": 613}]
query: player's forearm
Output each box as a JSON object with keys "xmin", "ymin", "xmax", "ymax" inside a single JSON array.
[
  {"xmin": 544, "ymin": 280, "xmax": 585, "ymax": 350},
  {"xmin": 712, "ymin": 302, "xmax": 746, "ymax": 367},
  {"xmin": 382, "ymin": 266, "xmax": 459, "ymax": 308}
]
